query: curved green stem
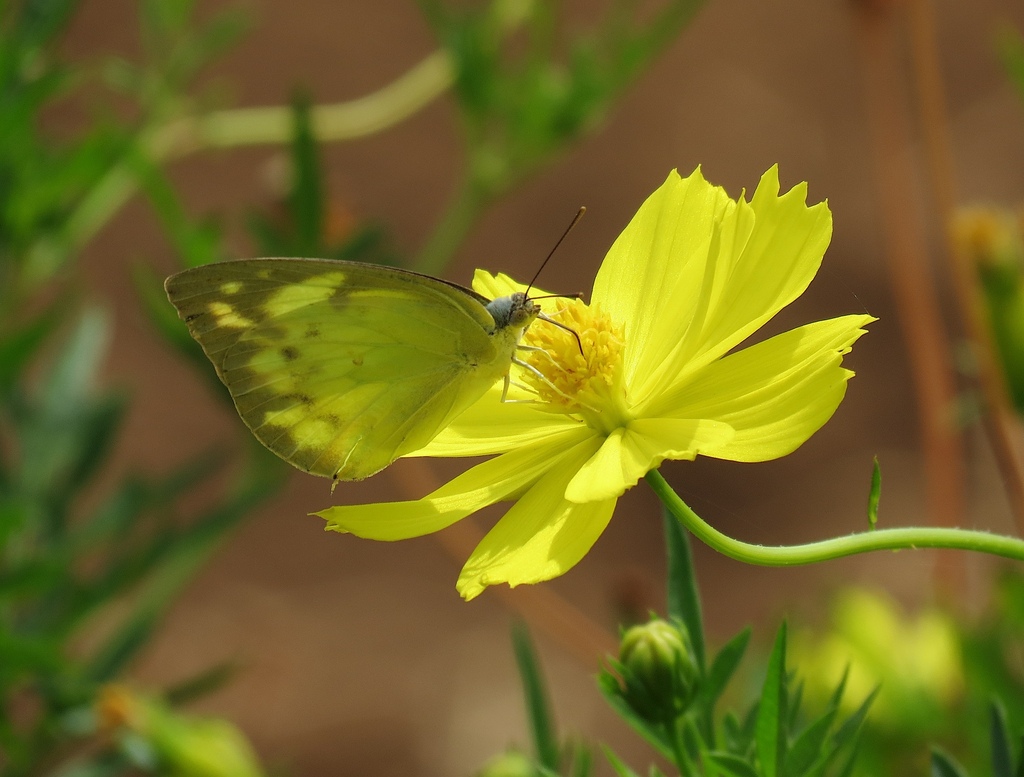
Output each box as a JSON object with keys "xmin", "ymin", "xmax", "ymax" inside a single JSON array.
[
  {"xmin": 27, "ymin": 50, "xmax": 455, "ymax": 281},
  {"xmin": 186, "ymin": 49, "xmax": 453, "ymax": 148},
  {"xmin": 667, "ymin": 719, "xmax": 690, "ymax": 776},
  {"xmin": 645, "ymin": 469, "xmax": 1024, "ymax": 565}
]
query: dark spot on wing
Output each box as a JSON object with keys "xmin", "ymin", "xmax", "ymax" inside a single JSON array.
[
  {"xmin": 330, "ymin": 287, "xmax": 351, "ymax": 308},
  {"xmin": 352, "ymin": 355, "xmax": 364, "ymax": 367},
  {"xmin": 305, "ymin": 324, "xmax": 321, "ymax": 339},
  {"xmin": 282, "ymin": 346, "xmax": 299, "ymax": 361},
  {"xmin": 259, "ymin": 324, "xmax": 286, "ymax": 341}
]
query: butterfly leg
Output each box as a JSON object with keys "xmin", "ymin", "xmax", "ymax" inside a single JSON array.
[
  {"xmin": 499, "ymin": 377, "xmax": 545, "ymax": 405},
  {"xmin": 509, "ymin": 356, "xmax": 602, "ymax": 415},
  {"xmin": 511, "ymin": 356, "xmax": 578, "ymax": 404}
]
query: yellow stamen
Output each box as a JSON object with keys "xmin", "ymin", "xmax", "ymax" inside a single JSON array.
[
  {"xmin": 518, "ymin": 299, "xmax": 628, "ymax": 433},
  {"xmin": 95, "ymin": 684, "xmax": 143, "ymax": 732}
]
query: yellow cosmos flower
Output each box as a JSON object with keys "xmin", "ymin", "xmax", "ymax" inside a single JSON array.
[{"xmin": 318, "ymin": 166, "xmax": 873, "ymax": 599}]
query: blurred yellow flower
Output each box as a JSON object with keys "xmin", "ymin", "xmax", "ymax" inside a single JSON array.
[
  {"xmin": 955, "ymin": 205, "xmax": 1024, "ymax": 412},
  {"xmin": 96, "ymin": 684, "xmax": 264, "ymax": 777},
  {"xmin": 319, "ymin": 166, "xmax": 872, "ymax": 599},
  {"xmin": 792, "ymin": 588, "xmax": 963, "ymax": 726}
]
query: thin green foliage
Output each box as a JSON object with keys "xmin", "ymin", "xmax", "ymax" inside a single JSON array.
[
  {"xmin": 591, "ymin": 517, "xmax": 873, "ymax": 777},
  {"xmin": 0, "ymin": 309, "xmax": 284, "ymax": 773},
  {"xmin": 756, "ymin": 625, "xmax": 788, "ymax": 777},
  {"xmin": 665, "ymin": 509, "xmax": 706, "ymax": 672},
  {"xmin": 867, "ymin": 458, "xmax": 881, "ymax": 530},
  {"xmin": 512, "ymin": 622, "xmax": 562, "ymax": 772},
  {"xmin": 0, "ymin": 1, "xmax": 275, "ymax": 772},
  {"xmin": 926, "ymin": 701, "xmax": 1024, "ymax": 777},
  {"xmin": 415, "ymin": 0, "xmax": 708, "ymax": 273},
  {"xmin": 998, "ymin": 26, "xmax": 1024, "ymax": 106},
  {"xmin": 932, "ymin": 749, "xmax": 971, "ymax": 777}
]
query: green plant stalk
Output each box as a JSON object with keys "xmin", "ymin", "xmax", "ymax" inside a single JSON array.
[
  {"xmin": 413, "ymin": 175, "xmax": 489, "ymax": 276},
  {"xmin": 667, "ymin": 718, "xmax": 690, "ymax": 776},
  {"xmin": 193, "ymin": 49, "xmax": 453, "ymax": 147},
  {"xmin": 645, "ymin": 469, "xmax": 1024, "ymax": 565},
  {"xmin": 26, "ymin": 49, "xmax": 454, "ymax": 280}
]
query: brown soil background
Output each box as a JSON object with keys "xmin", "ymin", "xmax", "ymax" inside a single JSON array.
[{"xmin": 53, "ymin": 0, "xmax": 1024, "ymax": 773}]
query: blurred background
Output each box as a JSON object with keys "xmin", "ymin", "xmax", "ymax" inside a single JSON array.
[{"xmin": 5, "ymin": 0, "xmax": 1024, "ymax": 774}]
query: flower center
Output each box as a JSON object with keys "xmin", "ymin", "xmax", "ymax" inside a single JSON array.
[{"xmin": 516, "ymin": 299, "xmax": 629, "ymax": 433}]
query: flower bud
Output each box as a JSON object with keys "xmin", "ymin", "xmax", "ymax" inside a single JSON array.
[{"xmin": 618, "ymin": 619, "xmax": 699, "ymax": 722}]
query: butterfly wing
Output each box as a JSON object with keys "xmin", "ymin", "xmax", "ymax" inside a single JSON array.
[{"xmin": 165, "ymin": 258, "xmax": 507, "ymax": 481}]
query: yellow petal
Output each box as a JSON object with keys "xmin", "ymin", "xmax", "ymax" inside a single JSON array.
[
  {"xmin": 593, "ymin": 167, "xmax": 834, "ymax": 412},
  {"xmin": 592, "ymin": 168, "xmax": 739, "ymax": 406},
  {"xmin": 648, "ymin": 166, "xmax": 834, "ymax": 406},
  {"xmin": 456, "ymin": 436, "xmax": 610, "ymax": 600},
  {"xmin": 563, "ymin": 419, "xmax": 734, "ymax": 503},
  {"xmin": 650, "ymin": 315, "xmax": 873, "ymax": 462},
  {"xmin": 473, "ymin": 270, "xmax": 526, "ymax": 299},
  {"xmin": 409, "ymin": 384, "xmax": 584, "ymax": 457},
  {"xmin": 317, "ymin": 429, "xmax": 594, "ymax": 540}
]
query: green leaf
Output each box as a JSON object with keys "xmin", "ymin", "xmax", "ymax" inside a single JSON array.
[
  {"xmin": 755, "ymin": 623, "xmax": 787, "ymax": 777},
  {"xmin": 783, "ymin": 709, "xmax": 836, "ymax": 776},
  {"xmin": 84, "ymin": 604, "xmax": 161, "ymax": 683},
  {"xmin": 62, "ymin": 447, "xmax": 280, "ymax": 640},
  {"xmin": 722, "ymin": 711, "xmax": 744, "ymax": 753},
  {"xmin": 830, "ymin": 687, "xmax": 877, "ymax": 753},
  {"xmin": 564, "ymin": 739, "xmax": 593, "ymax": 777},
  {"xmin": 13, "ymin": 0, "xmax": 79, "ymax": 49},
  {"xmin": 998, "ymin": 26, "xmax": 1024, "ymax": 105},
  {"xmin": 40, "ymin": 308, "xmax": 107, "ymax": 410},
  {"xmin": 164, "ymin": 662, "xmax": 238, "ymax": 708},
  {"xmin": 992, "ymin": 700, "xmax": 1015, "ymax": 777},
  {"xmin": 867, "ymin": 456, "xmax": 881, "ymax": 530},
  {"xmin": 0, "ymin": 628, "xmax": 64, "ymax": 675},
  {"xmin": 705, "ymin": 752, "xmax": 759, "ymax": 777},
  {"xmin": 694, "ymin": 628, "xmax": 750, "ymax": 712},
  {"xmin": 664, "ymin": 509, "xmax": 705, "ymax": 672},
  {"xmin": 596, "ymin": 669, "xmax": 673, "ymax": 759},
  {"xmin": 8, "ymin": 311, "xmax": 126, "ymax": 520},
  {"xmin": 787, "ymin": 678, "xmax": 804, "ymax": 731},
  {"xmin": 511, "ymin": 622, "xmax": 560, "ymax": 772},
  {"xmin": 931, "ymin": 748, "xmax": 971, "ymax": 777},
  {"xmin": 0, "ymin": 308, "xmax": 59, "ymax": 393},
  {"xmin": 288, "ymin": 92, "xmax": 324, "ymax": 253},
  {"xmin": 601, "ymin": 745, "xmax": 643, "ymax": 777},
  {"xmin": 140, "ymin": 0, "xmax": 194, "ymax": 40},
  {"xmin": 825, "ymin": 666, "xmax": 850, "ymax": 712},
  {"xmin": 129, "ymin": 151, "xmax": 223, "ymax": 269}
]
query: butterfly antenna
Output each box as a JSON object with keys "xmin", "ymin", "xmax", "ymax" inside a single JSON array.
[{"xmin": 525, "ymin": 206, "xmax": 586, "ymax": 298}]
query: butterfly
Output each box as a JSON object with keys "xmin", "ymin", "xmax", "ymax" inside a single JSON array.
[{"xmin": 164, "ymin": 258, "xmax": 545, "ymax": 483}]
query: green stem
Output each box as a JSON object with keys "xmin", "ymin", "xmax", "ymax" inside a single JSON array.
[
  {"xmin": 23, "ymin": 50, "xmax": 455, "ymax": 284},
  {"xmin": 413, "ymin": 176, "xmax": 488, "ymax": 276},
  {"xmin": 188, "ymin": 49, "xmax": 453, "ymax": 148},
  {"xmin": 667, "ymin": 717, "xmax": 693, "ymax": 777},
  {"xmin": 645, "ymin": 469, "xmax": 1024, "ymax": 565}
]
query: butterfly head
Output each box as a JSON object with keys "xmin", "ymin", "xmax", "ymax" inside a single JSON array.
[{"xmin": 485, "ymin": 292, "xmax": 541, "ymax": 332}]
